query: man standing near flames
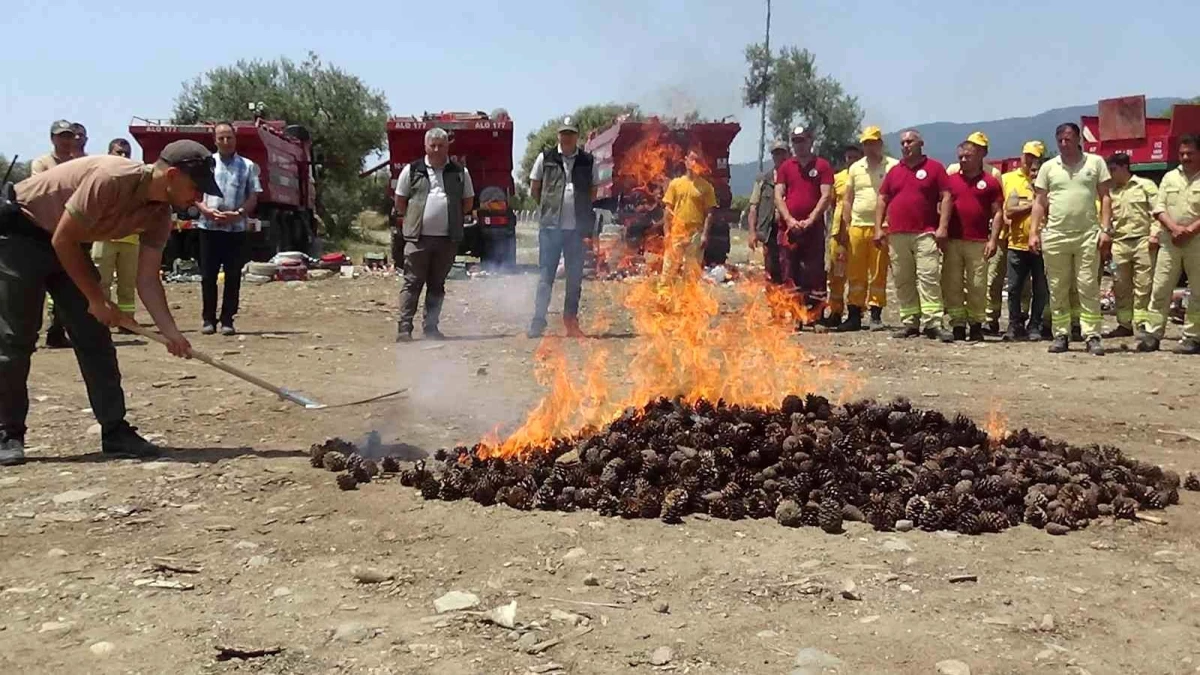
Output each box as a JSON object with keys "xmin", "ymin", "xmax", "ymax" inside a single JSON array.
[
  {"xmin": 748, "ymin": 141, "xmax": 789, "ymax": 284},
  {"xmin": 1104, "ymin": 152, "xmax": 1158, "ymax": 338},
  {"xmin": 1001, "ymin": 142, "xmax": 1050, "ymax": 341},
  {"xmin": 940, "ymin": 139, "xmax": 1004, "ymax": 342},
  {"xmin": 662, "ymin": 149, "xmax": 718, "ymax": 276},
  {"xmin": 528, "ymin": 117, "xmax": 598, "ymax": 339},
  {"xmin": 875, "ymin": 129, "xmax": 953, "ymax": 341},
  {"xmin": 948, "ymin": 132, "xmax": 1006, "ymax": 334},
  {"xmin": 0, "ymin": 140, "xmax": 216, "ymax": 465},
  {"xmin": 837, "ymin": 126, "xmax": 896, "ymax": 332},
  {"xmin": 1029, "ymin": 122, "xmax": 1112, "ymax": 356},
  {"xmin": 1140, "ymin": 135, "xmax": 1200, "ymax": 354},
  {"xmin": 825, "ymin": 143, "xmax": 864, "ymax": 329},
  {"xmin": 395, "ymin": 127, "xmax": 475, "ymax": 342},
  {"xmin": 774, "ymin": 126, "xmax": 833, "ymax": 331}
]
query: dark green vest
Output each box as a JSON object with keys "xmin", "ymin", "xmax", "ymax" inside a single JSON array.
[
  {"xmin": 537, "ymin": 149, "xmax": 595, "ymax": 230},
  {"xmin": 402, "ymin": 159, "xmax": 466, "ymax": 242},
  {"xmin": 754, "ymin": 171, "xmax": 778, "ymax": 239}
]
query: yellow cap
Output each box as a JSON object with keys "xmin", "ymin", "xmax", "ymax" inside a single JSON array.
[
  {"xmin": 859, "ymin": 125, "xmax": 883, "ymax": 142},
  {"xmin": 966, "ymin": 131, "xmax": 990, "ymax": 148},
  {"xmin": 1022, "ymin": 141, "xmax": 1044, "ymax": 158}
]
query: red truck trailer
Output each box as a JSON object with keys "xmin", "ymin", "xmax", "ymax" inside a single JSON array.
[
  {"xmin": 1082, "ymin": 95, "xmax": 1200, "ymax": 181},
  {"xmin": 385, "ymin": 111, "xmax": 516, "ymax": 270},
  {"xmin": 586, "ymin": 117, "xmax": 741, "ymax": 269},
  {"xmin": 129, "ymin": 118, "xmax": 317, "ymax": 265}
]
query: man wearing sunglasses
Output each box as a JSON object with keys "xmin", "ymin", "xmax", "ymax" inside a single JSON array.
[{"xmin": 0, "ymin": 140, "xmax": 221, "ymax": 466}]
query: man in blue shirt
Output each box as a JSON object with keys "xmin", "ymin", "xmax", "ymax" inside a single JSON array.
[{"xmin": 195, "ymin": 122, "xmax": 261, "ymax": 335}]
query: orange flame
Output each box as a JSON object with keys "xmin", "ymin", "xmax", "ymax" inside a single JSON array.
[
  {"xmin": 984, "ymin": 399, "xmax": 1008, "ymax": 445},
  {"xmin": 476, "ymin": 130, "xmax": 855, "ymax": 459}
]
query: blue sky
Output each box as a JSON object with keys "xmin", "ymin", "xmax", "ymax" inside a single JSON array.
[{"xmin": 6, "ymin": 0, "xmax": 1197, "ymax": 169}]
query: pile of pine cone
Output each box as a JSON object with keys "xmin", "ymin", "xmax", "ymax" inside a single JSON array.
[
  {"xmin": 309, "ymin": 437, "xmax": 403, "ymax": 490},
  {"xmin": 315, "ymin": 395, "xmax": 1199, "ymax": 535}
]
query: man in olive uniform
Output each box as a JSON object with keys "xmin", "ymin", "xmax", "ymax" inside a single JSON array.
[
  {"xmin": 528, "ymin": 117, "xmax": 598, "ymax": 338},
  {"xmin": 394, "ymin": 127, "xmax": 475, "ymax": 342},
  {"xmin": 31, "ymin": 120, "xmax": 80, "ymax": 349},
  {"xmin": 748, "ymin": 141, "xmax": 789, "ymax": 284},
  {"xmin": 1104, "ymin": 153, "xmax": 1158, "ymax": 338},
  {"xmin": 1140, "ymin": 135, "xmax": 1200, "ymax": 354},
  {"xmin": 1029, "ymin": 123, "xmax": 1113, "ymax": 356},
  {"xmin": 0, "ymin": 140, "xmax": 213, "ymax": 465}
]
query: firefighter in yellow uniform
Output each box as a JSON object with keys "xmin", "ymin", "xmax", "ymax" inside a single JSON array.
[
  {"xmin": 1139, "ymin": 134, "xmax": 1200, "ymax": 354},
  {"xmin": 947, "ymin": 132, "xmax": 1006, "ymax": 334},
  {"xmin": 824, "ymin": 144, "xmax": 864, "ymax": 328},
  {"xmin": 1030, "ymin": 123, "xmax": 1113, "ymax": 356},
  {"xmin": 1103, "ymin": 152, "xmax": 1158, "ymax": 338},
  {"xmin": 837, "ymin": 126, "xmax": 896, "ymax": 332}
]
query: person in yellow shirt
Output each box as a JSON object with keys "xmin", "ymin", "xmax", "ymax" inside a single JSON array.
[
  {"xmin": 1103, "ymin": 153, "xmax": 1158, "ymax": 338},
  {"xmin": 825, "ymin": 144, "xmax": 864, "ymax": 328},
  {"xmin": 1140, "ymin": 135, "xmax": 1200, "ymax": 354},
  {"xmin": 662, "ymin": 149, "xmax": 718, "ymax": 277},
  {"xmin": 1000, "ymin": 142, "xmax": 1049, "ymax": 340},
  {"xmin": 948, "ymin": 131, "xmax": 1007, "ymax": 334},
  {"xmin": 836, "ymin": 126, "xmax": 897, "ymax": 331},
  {"xmin": 1030, "ymin": 123, "xmax": 1113, "ymax": 356},
  {"xmin": 92, "ymin": 139, "xmax": 141, "ymax": 333}
]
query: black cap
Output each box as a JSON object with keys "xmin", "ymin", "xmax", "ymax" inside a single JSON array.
[
  {"xmin": 159, "ymin": 140, "xmax": 223, "ymax": 198},
  {"xmin": 50, "ymin": 120, "xmax": 73, "ymax": 136}
]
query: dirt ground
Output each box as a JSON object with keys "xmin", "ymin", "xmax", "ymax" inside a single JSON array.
[{"xmin": 2, "ymin": 260, "xmax": 1200, "ymax": 675}]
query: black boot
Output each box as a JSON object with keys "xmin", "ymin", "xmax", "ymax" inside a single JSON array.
[
  {"xmin": 836, "ymin": 307, "xmax": 863, "ymax": 332},
  {"xmin": 1136, "ymin": 335, "xmax": 1160, "ymax": 352},
  {"xmin": 101, "ymin": 422, "xmax": 161, "ymax": 459},
  {"xmin": 952, "ymin": 326, "xmax": 967, "ymax": 341},
  {"xmin": 967, "ymin": 323, "xmax": 985, "ymax": 342},
  {"xmin": 45, "ymin": 325, "xmax": 72, "ymax": 349},
  {"xmin": 1085, "ymin": 336, "xmax": 1106, "ymax": 356},
  {"xmin": 983, "ymin": 320, "xmax": 1001, "ymax": 336},
  {"xmin": 1070, "ymin": 324, "xmax": 1083, "ymax": 342},
  {"xmin": 868, "ymin": 306, "xmax": 885, "ymax": 331},
  {"xmin": 822, "ymin": 312, "xmax": 842, "ymax": 329},
  {"xmin": 1175, "ymin": 337, "xmax": 1200, "ymax": 355},
  {"xmin": 1048, "ymin": 335, "xmax": 1069, "ymax": 353}
]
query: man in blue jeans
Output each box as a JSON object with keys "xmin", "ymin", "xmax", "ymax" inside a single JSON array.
[{"xmin": 527, "ymin": 117, "xmax": 599, "ymax": 338}]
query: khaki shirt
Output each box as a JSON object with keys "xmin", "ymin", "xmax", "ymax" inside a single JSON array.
[
  {"xmin": 29, "ymin": 152, "xmax": 72, "ymax": 176},
  {"xmin": 1035, "ymin": 153, "xmax": 1111, "ymax": 236},
  {"xmin": 1153, "ymin": 165, "xmax": 1200, "ymax": 226},
  {"xmin": 15, "ymin": 155, "xmax": 171, "ymax": 249},
  {"xmin": 1110, "ymin": 176, "xmax": 1158, "ymax": 240},
  {"xmin": 846, "ymin": 156, "xmax": 899, "ymax": 227}
]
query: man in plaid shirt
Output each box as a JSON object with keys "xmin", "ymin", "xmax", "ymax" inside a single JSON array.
[{"xmin": 195, "ymin": 122, "xmax": 261, "ymax": 336}]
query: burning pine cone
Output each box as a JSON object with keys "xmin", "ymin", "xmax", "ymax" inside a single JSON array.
[{"xmin": 352, "ymin": 396, "xmax": 1184, "ymax": 537}]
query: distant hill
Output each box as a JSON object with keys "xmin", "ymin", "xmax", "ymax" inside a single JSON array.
[{"xmin": 729, "ymin": 97, "xmax": 1184, "ymax": 195}]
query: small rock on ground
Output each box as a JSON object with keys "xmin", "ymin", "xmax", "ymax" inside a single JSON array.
[
  {"xmin": 434, "ymin": 590, "xmax": 480, "ymax": 613},
  {"xmin": 89, "ymin": 641, "xmax": 115, "ymax": 656},
  {"xmin": 794, "ymin": 647, "xmax": 842, "ymax": 671},
  {"xmin": 894, "ymin": 519, "xmax": 914, "ymax": 532},
  {"xmin": 331, "ymin": 621, "xmax": 374, "ymax": 643},
  {"xmin": 582, "ymin": 573, "xmax": 600, "ymax": 587},
  {"xmin": 936, "ymin": 659, "xmax": 971, "ymax": 675},
  {"xmin": 653, "ymin": 601, "xmax": 670, "ymax": 614},
  {"xmin": 649, "ymin": 646, "xmax": 673, "ymax": 666}
]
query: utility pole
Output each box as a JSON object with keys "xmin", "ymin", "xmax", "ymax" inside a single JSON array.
[{"xmin": 756, "ymin": 0, "xmax": 772, "ymax": 172}]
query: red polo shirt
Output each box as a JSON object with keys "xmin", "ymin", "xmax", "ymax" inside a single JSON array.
[
  {"xmin": 775, "ymin": 155, "xmax": 833, "ymax": 223},
  {"xmin": 946, "ymin": 170, "xmax": 1002, "ymax": 241},
  {"xmin": 879, "ymin": 156, "xmax": 948, "ymax": 234}
]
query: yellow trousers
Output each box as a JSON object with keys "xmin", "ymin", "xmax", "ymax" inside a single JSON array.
[
  {"xmin": 828, "ymin": 235, "xmax": 846, "ymax": 315},
  {"xmin": 889, "ymin": 232, "xmax": 943, "ymax": 331},
  {"xmin": 1043, "ymin": 230, "xmax": 1102, "ymax": 338},
  {"xmin": 844, "ymin": 225, "xmax": 887, "ymax": 310},
  {"xmin": 92, "ymin": 240, "xmax": 139, "ymax": 314},
  {"xmin": 1146, "ymin": 234, "xmax": 1200, "ymax": 339},
  {"xmin": 941, "ymin": 239, "xmax": 987, "ymax": 327},
  {"xmin": 1111, "ymin": 236, "xmax": 1154, "ymax": 329}
]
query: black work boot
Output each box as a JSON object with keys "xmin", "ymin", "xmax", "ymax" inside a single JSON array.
[
  {"xmin": 984, "ymin": 320, "xmax": 1001, "ymax": 336},
  {"xmin": 101, "ymin": 422, "xmax": 160, "ymax": 459},
  {"xmin": 1103, "ymin": 325, "xmax": 1134, "ymax": 339},
  {"xmin": 952, "ymin": 326, "xmax": 967, "ymax": 341},
  {"xmin": 868, "ymin": 307, "xmax": 885, "ymax": 331},
  {"xmin": 1085, "ymin": 336, "xmax": 1106, "ymax": 356},
  {"xmin": 967, "ymin": 323, "xmax": 985, "ymax": 342},
  {"xmin": 1175, "ymin": 337, "xmax": 1200, "ymax": 355},
  {"xmin": 0, "ymin": 430, "xmax": 26, "ymax": 467},
  {"xmin": 1136, "ymin": 335, "xmax": 1160, "ymax": 352},
  {"xmin": 892, "ymin": 325, "xmax": 920, "ymax": 339},
  {"xmin": 822, "ymin": 312, "xmax": 842, "ymax": 329},
  {"xmin": 1048, "ymin": 335, "xmax": 1069, "ymax": 353},
  {"xmin": 423, "ymin": 327, "xmax": 446, "ymax": 341},
  {"xmin": 1070, "ymin": 324, "xmax": 1084, "ymax": 342},
  {"xmin": 836, "ymin": 307, "xmax": 863, "ymax": 333},
  {"xmin": 396, "ymin": 327, "xmax": 413, "ymax": 342}
]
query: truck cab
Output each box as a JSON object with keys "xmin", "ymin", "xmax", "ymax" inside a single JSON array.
[{"xmin": 385, "ymin": 111, "xmax": 516, "ymax": 271}]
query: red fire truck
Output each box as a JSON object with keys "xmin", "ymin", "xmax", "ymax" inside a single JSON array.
[
  {"xmin": 129, "ymin": 118, "xmax": 317, "ymax": 265},
  {"xmin": 384, "ymin": 111, "xmax": 516, "ymax": 270},
  {"xmin": 586, "ymin": 117, "xmax": 741, "ymax": 267}
]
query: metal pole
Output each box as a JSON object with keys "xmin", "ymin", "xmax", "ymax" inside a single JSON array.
[{"xmin": 757, "ymin": 0, "xmax": 772, "ymax": 172}]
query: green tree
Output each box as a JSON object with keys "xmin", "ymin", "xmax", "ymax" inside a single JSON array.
[
  {"xmin": 519, "ymin": 103, "xmax": 642, "ymax": 187},
  {"xmin": 0, "ymin": 154, "xmax": 30, "ymax": 184},
  {"xmin": 742, "ymin": 45, "xmax": 863, "ymax": 161},
  {"xmin": 173, "ymin": 52, "xmax": 390, "ymax": 238}
]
